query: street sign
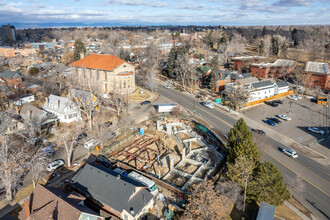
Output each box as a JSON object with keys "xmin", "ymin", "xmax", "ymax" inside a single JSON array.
[{"xmin": 216, "ymin": 98, "xmax": 221, "ymax": 103}]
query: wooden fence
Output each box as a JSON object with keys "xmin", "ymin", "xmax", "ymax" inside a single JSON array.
[{"xmin": 245, "ymin": 90, "xmax": 294, "ymax": 107}]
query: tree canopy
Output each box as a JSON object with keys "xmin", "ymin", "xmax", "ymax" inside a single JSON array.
[
  {"xmin": 227, "ymin": 118, "xmax": 260, "ymax": 165},
  {"xmin": 227, "ymin": 155, "xmax": 255, "ymax": 187},
  {"xmin": 73, "ymin": 39, "xmax": 86, "ymax": 61},
  {"xmin": 247, "ymin": 162, "xmax": 290, "ymax": 206}
]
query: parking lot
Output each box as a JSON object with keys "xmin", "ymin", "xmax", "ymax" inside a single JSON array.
[{"xmin": 242, "ymin": 96, "xmax": 330, "ymax": 149}]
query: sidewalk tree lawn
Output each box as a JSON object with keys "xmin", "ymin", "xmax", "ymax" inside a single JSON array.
[
  {"xmin": 247, "ymin": 161, "xmax": 290, "ymax": 206},
  {"xmin": 227, "ymin": 118, "xmax": 260, "ymax": 165}
]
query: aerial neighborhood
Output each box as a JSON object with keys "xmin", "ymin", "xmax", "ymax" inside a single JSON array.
[{"xmin": 0, "ymin": 19, "xmax": 329, "ymax": 220}]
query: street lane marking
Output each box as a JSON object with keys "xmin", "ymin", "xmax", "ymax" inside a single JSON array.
[{"xmin": 261, "ymin": 148, "xmax": 330, "ymax": 197}]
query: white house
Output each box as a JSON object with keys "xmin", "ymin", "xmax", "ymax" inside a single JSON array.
[
  {"xmin": 13, "ymin": 94, "xmax": 35, "ymax": 106},
  {"xmin": 274, "ymin": 81, "xmax": 289, "ymax": 95},
  {"xmin": 248, "ymin": 80, "xmax": 275, "ymax": 101},
  {"xmin": 42, "ymin": 94, "xmax": 81, "ymax": 123}
]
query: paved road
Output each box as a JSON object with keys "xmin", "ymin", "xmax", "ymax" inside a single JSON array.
[{"xmin": 157, "ymin": 85, "xmax": 330, "ymax": 220}]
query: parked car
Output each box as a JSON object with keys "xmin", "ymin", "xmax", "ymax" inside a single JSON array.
[
  {"xmin": 274, "ymin": 100, "xmax": 283, "ymax": 104},
  {"xmin": 164, "ymin": 85, "xmax": 171, "ymax": 89},
  {"xmin": 267, "ymin": 117, "xmax": 281, "ymax": 124},
  {"xmin": 276, "ymin": 114, "xmax": 292, "ymax": 121},
  {"xmin": 46, "ymin": 159, "xmax": 65, "ymax": 172},
  {"xmin": 308, "ymin": 127, "xmax": 325, "ymax": 135},
  {"xmin": 43, "ymin": 145, "xmax": 56, "ymax": 157},
  {"xmin": 252, "ymin": 129, "xmax": 266, "ymax": 135},
  {"xmin": 95, "ymin": 155, "xmax": 112, "ymax": 168},
  {"xmin": 265, "ymin": 101, "xmax": 278, "ymax": 107},
  {"xmin": 288, "ymin": 95, "xmax": 302, "ymax": 100},
  {"xmin": 265, "ymin": 119, "xmax": 275, "ymax": 126},
  {"xmin": 141, "ymin": 101, "xmax": 151, "ymax": 105},
  {"xmin": 77, "ymin": 132, "xmax": 87, "ymax": 141},
  {"xmin": 202, "ymin": 102, "xmax": 214, "ymax": 109},
  {"xmin": 282, "ymin": 148, "xmax": 298, "ymax": 158}
]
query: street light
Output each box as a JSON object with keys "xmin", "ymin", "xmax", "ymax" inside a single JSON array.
[{"xmin": 288, "ymin": 101, "xmax": 293, "ymax": 114}]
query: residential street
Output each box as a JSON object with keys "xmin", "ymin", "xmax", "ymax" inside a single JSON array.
[{"xmin": 157, "ymin": 85, "xmax": 330, "ymax": 220}]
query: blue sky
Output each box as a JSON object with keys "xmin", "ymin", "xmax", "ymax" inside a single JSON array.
[{"xmin": 0, "ymin": 0, "xmax": 329, "ymax": 27}]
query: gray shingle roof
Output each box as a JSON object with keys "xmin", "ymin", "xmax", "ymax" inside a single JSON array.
[
  {"xmin": 0, "ymin": 69, "xmax": 21, "ymax": 79},
  {"xmin": 276, "ymin": 81, "xmax": 289, "ymax": 88},
  {"xmin": 72, "ymin": 163, "xmax": 154, "ymax": 217},
  {"xmin": 304, "ymin": 61, "xmax": 329, "ymax": 75},
  {"xmin": 251, "ymin": 80, "xmax": 274, "ymax": 89},
  {"xmin": 242, "ymin": 73, "xmax": 252, "ymax": 78}
]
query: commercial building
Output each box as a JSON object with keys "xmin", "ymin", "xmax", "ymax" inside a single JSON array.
[
  {"xmin": 250, "ymin": 59, "xmax": 296, "ymax": 79},
  {"xmin": 304, "ymin": 61, "xmax": 329, "ymax": 89},
  {"xmin": 69, "ymin": 54, "xmax": 135, "ymax": 94}
]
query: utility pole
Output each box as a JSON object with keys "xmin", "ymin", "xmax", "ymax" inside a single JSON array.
[{"xmin": 288, "ymin": 101, "xmax": 292, "ymax": 114}]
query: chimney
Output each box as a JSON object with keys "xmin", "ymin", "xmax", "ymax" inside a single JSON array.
[
  {"xmin": 57, "ymin": 99, "xmax": 60, "ymax": 110},
  {"xmin": 24, "ymin": 197, "xmax": 30, "ymax": 219}
]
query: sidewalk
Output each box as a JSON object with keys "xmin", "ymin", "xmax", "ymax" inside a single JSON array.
[{"xmin": 284, "ymin": 201, "xmax": 313, "ymax": 220}]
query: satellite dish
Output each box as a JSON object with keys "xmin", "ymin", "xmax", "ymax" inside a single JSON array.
[{"xmin": 130, "ymin": 207, "xmax": 135, "ymax": 215}]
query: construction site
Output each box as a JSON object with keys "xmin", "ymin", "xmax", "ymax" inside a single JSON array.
[{"xmin": 110, "ymin": 119, "xmax": 225, "ymax": 191}]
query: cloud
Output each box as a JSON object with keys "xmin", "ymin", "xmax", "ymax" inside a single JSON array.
[
  {"xmin": 106, "ymin": 0, "xmax": 168, "ymax": 7},
  {"xmin": 179, "ymin": 4, "xmax": 207, "ymax": 10},
  {"xmin": 272, "ymin": 0, "xmax": 313, "ymax": 7}
]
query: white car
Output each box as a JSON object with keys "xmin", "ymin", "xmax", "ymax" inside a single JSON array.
[
  {"xmin": 282, "ymin": 148, "xmax": 298, "ymax": 158},
  {"xmin": 308, "ymin": 127, "xmax": 325, "ymax": 135},
  {"xmin": 288, "ymin": 95, "xmax": 302, "ymax": 100},
  {"xmin": 202, "ymin": 102, "xmax": 214, "ymax": 109},
  {"xmin": 46, "ymin": 159, "xmax": 64, "ymax": 172},
  {"xmin": 164, "ymin": 85, "xmax": 171, "ymax": 89},
  {"xmin": 276, "ymin": 114, "xmax": 292, "ymax": 121}
]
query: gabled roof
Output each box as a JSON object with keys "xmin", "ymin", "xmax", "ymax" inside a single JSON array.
[
  {"xmin": 251, "ymin": 80, "xmax": 274, "ymax": 89},
  {"xmin": 45, "ymin": 94, "xmax": 78, "ymax": 114},
  {"xmin": 18, "ymin": 184, "xmax": 101, "ymax": 220},
  {"xmin": 69, "ymin": 54, "xmax": 131, "ymax": 71},
  {"xmin": 242, "ymin": 73, "xmax": 252, "ymax": 78},
  {"xmin": 0, "ymin": 69, "xmax": 21, "ymax": 79},
  {"xmin": 276, "ymin": 80, "xmax": 289, "ymax": 88},
  {"xmin": 72, "ymin": 163, "xmax": 153, "ymax": 217},
  {"xmin": 236, "ymin": 77, "xmax": 259, "ymax": 85}
]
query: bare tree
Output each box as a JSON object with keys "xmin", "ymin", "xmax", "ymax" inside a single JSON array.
[
  {"xmin": 119, "ymin": 110, "xmax": 137, "ymax": 135},
  {"xmin": 174, "ymin": 53, "xmax": 193, "ymax": 91},
  {"xmin": 27, "ymin": 149, "xmax": 49, "ymax": 187},
  {"xmin": 143, "ymin": 69, "xmax": 158, "ymax": 92},
  {"xmin": 108, "ymin": 92, "xmax": 127, "ymax": 116},
  {"xmin": 0, "ymin": 138, "xmax": 26, "ymax": 201}
]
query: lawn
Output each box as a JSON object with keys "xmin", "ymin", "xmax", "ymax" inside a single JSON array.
[{"xmin": 128, "ymin": 88, "xmax": 151, "ymax": 101}]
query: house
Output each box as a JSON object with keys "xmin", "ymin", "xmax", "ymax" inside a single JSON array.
[
  {"xmin": 72, "ymin": 163, "xmax": 154, "ymax": 220},
  {"xmin": 13, "ymin": 94, "xmax": 35, "ymax": 106},
  {"xmin": 274, "ymin": 80, "xmax": 289, "ymax": 95},
  {"xmin": 69, "ymin": 54, "xmax": 135, "ymax": 94},
  {"xmin": 0, "ymin": 69, "xmax": 22, "ymax": 88},
  {"xmin": 213, "ymin": 70, "xmax": 252, "ymax": 92},
  {"xmin": 304, "ymin": 61, "xmax": 329, "ymax": 90},
  {"xmin": 250, "ymin": 59, "xmax": 296, "ymax": 79},
  {"xmin": 42, "ymin": 94, "xmax": 81, "ymax": 123},
  {"xmin": 231, "ymin": 56, "xmax": 268, "ymax": 71},
  {"xmin": 248, "ymin": 80, "xmax": 275, "ymax": 101},
  {"xmin": 19, "ymin": 184, "xmax": 103, "ymax": 220},
  {"xmin": 20, "ymin": 104, "xmax": 47, "ymax": 121}
]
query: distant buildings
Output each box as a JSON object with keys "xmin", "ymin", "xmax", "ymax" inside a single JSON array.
[
  {"xmin": 232, "ymin": 56, "xmax": 268, "ymax": 71},
  {"xmin": 0, "ymin": 47, "xmax": 36, "ymax": 57},
  {"xmin": 304, "ymin": 61, "xmax": 329, "ymax": 89},
  {"xmin": 70, "ymin": 54, "xmax": 135, "ymax": 94},
  {"xmin": 0, "ymin": 24, "xmax": 16, "ymax": 45}
]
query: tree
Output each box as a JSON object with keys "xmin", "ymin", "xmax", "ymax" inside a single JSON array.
[
  {"xmin": 247, "ymin": 162, "xmax": 290, "ymax": 206},
  {"xmin": 258, "ymin": 40, "xmax": 264, "ymax": 55},
  {"xmin": 291, "ymin": 28, "xmax": 300, "ymax": 46},
  {"xmin": 109, "ymin": 92, "xmax": 126, "ymax": 116},
  {"xmin": 174, "ymin": 52, "xmax": 193, "ymax": 91},
  {"xmin": 61, "ymin": 51, "xmax": 74, "ymax": 65},
  {"xmin": 27, "ymin": 148, "xmax": 48, "ymax": 187},
  {"xmin": 73, "ymin": 39, "xmax": 86, "ymax": 61},
  {"xmin": 227, "ymin": 118, "xmax": 260, "ymax": 165},
  {"xmin": 210, "ymin": 55, "xmax": 220, "ymax": 92},
  {"xmin": 28, "ymin": 67, "xmax": 39, "ymax": 76},
  {"xmin": 184, "ymin": 180, "xmax": 228, "ymax": 220},
  {"xmin": 281, "ymin": 42, "xmax": 288, "ymax": 58},
  {"xmin": 143, "ymin": 69, "xmax": 158, "ymax": 92},
  {"xmin": 271, "ymin": 36, "xmax": 279, "ymax": 56},
  {"xmin": 167, "ymin": 47, "xmax": 177, "ymax": 78}
]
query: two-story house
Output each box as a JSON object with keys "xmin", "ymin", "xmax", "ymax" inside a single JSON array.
[
  {"xmin": 0, "ymin": 69, "xmax": 22, "ymax": 88},
  {"xmin": 69, "ymin": 54, "xmax": 135, "ymax": 94},
  {"xmin": 72, "ymin": 163, "xmax": 154, "ymax": 220},
  {"xmin": 304, "ymin": 61, "xmax": 329, "ymax": 90},
  {"xmin": 42, "ymin": 94, "xmax": 81, "ymax": 123}
]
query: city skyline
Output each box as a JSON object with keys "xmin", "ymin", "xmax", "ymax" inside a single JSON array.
[{"xmin": 0, "ymin": 0, "xmax": 329, "ymax": 28}]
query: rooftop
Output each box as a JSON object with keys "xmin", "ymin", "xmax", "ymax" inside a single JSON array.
[
  {"xmin": 69, "ymin": 54, "xmax": 131, "ymax": 71},
  {"xmin": 251, "ymin": 59, "xmax": 296, "ymax": 68},
  {"xmin": 0, "ymin": 69, "xmax": 21, "ymax": 79},
  {"xmin": 251, "ymin": 80, "xmax": 274, "ymax": 89},
  {"xmin": 232, "ymin": 56, "xmax": 268, "ymax": 61},
  {"xmin": 304, "ymin": 61, "xmax": 329, "ymax": 75}
]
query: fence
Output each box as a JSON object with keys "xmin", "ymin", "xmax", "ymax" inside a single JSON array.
[
  {"xmin": 100, "ymin": 130, "xmax": 139, "ymax": 154},
  {"xmin": 245, "ymin": 90, "xmax": 294, "ymax": 107}
]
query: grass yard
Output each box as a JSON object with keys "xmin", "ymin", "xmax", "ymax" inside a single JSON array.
[{"xmin": 128, "ymin": 88, "xmax": 151, "ymax": 101}]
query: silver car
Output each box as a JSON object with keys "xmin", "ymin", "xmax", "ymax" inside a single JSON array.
[
  {"xmin": 308, "ymin": 127, "xmax": 325, "ymax": 135},
  {"xmin": 282, "ymin": 148, "xmax": 298, "ymax": 158}
]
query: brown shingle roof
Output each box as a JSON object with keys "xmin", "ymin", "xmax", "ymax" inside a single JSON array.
[
  {"xmin": 19, "ymin": 184, "xmax": 101, "ymax": 220},
  {"xmin": 69, "ymin": 54, "xmax": 130, "ymax": 71}
]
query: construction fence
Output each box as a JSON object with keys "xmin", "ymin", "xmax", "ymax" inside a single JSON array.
[{"xmin": 245, "ymin": 90, "xmax": 294, "ymax": 107}]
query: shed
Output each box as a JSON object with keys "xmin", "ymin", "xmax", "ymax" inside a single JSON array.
[{"xmin": 256, "ymin": 202, "xmax": 275, "ymax": 220}]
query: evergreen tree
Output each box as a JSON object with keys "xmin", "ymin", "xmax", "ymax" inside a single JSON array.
[
  {"xmin": 73, "ymin": 39, "xmax": 86, "ymax": 61},
  {"xmin": 281, "ymin": 42, "xmax": 288, "ymax": 58},
  {"xmin": 227, "ymin": 118, "xmax": 261, "ymax": 165},
  {"xmin": 210, "ymin": 55, "xmax": 219, "ymax": 92},
  {"xmin": 167, "ymin": 47, "xmax": 177, "ymax": 78},
  {"xmin": 271, "ymin": 37, "xmax": 279, "ymax": 56},
  {"xmin": 227, "ymin": 155, "xmax": 254, "ymax": 187},
  {"xmin": 291, "ymin": 28, "xmax": 299, "ymax": 46},
  {"xmin": 247, "ymin": 162, "xmax": 290, "ymax": 206},
  {"xmin": 262, "ymin": 26, "xmax": 267, "ymax": 37},
  {"xmin": 258, "ymin": 40, "xmax": 264, "ymax": 55}
]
